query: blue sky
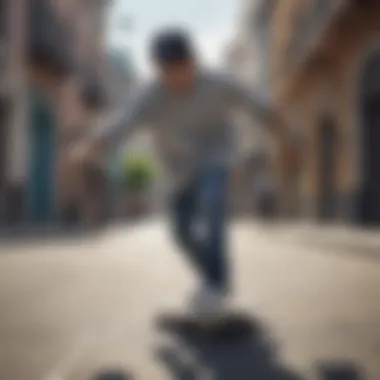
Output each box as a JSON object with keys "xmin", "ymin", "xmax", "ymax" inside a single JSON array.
[{"xmin": 107, "ymin": 0, "xmax": 240, "ymax": 76}]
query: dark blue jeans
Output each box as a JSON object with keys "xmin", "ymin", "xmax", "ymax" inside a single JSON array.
[{"xmin": 170, "ymin": 165, "xmax": 229, "ymax": 293}]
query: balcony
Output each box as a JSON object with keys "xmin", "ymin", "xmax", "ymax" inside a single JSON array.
[
  {"xmin": 80, "ymin": 71, "xmax": 108, "ymax": 110},
  {"xmin": 27, "ymin": 0, "xmax": 73, "ymax": 78}
]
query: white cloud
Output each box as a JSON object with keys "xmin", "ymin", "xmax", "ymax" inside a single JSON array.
[
  {"xmin": 198, "ymin": 30, "xmax": 231, "ymax": 68},
  {"xmin": 107, "ymin": 0, "xmax": 236, "ymax": 78}
]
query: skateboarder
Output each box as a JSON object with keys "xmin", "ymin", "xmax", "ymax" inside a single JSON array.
[{"xmin": 71, "ymin": 28, "xmax": 286, "ymax": 327}]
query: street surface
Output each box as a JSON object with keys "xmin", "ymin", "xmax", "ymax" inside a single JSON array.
[{"xmin": 0, "ymin": 220, "xmax": 379, "ymax": 380}]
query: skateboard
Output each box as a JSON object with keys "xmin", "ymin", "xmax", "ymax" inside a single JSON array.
[
  {"xmin": 155, "ymin": 310, "xmax": 254, "ymax": 340},
  {"xmin": 92, "ymin": 370, "xmax": 133, "ymax": 380}
]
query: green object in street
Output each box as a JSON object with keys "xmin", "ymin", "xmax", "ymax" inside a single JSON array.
[{"xmin": 123, "ymin": 154, "xmax": 156, "ymax": 193}]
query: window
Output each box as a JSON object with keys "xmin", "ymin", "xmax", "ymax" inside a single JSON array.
[
  {"xmin": 0, "ymin": 0, "xmax": 6, "ymax": 38},
  {"xmin": 0, "ymin": 0, "xmax": 9, "ymax": 73}
]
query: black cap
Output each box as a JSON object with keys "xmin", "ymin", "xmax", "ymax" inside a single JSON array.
[{"xmin": 150, "ymin": 28, "xmax": 195, "ymax": 64}]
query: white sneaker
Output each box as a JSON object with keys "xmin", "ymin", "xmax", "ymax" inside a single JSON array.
[
  {"xmin": 188, "ymin": 285, "xmax": 228, "ymax": 326},
  {"xmin": 156, "ymin": 287, "xmax": 246, "ymax": 333}
]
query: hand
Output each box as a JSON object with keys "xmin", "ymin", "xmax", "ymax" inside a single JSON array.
[
  {"xmin": 67, "ymin": 141, "xmax": 89, "ymax": 166},
  {"xmin": 68, "ymin": 139, "xmax": 101, "ymax": 167}
]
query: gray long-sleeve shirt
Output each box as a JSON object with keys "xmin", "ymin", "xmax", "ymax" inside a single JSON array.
[{"xmin": 95, "ymin": 70, "xmax": 274, "ymax": 191}]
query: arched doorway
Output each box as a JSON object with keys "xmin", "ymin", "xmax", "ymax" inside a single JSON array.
[
  {"xmin": 28, "ymin": 88, "xmax": 56, "ymax": 223},
  {"xmin": 0, "ymin": 99, "xmax": 9, "ymax": 223},
  {"xmin": 357, "ymin": 51, "xmax": 380, "ymax": 225},
  {"xmin": 317, "ymin": 115, "xmax": 338, "ymax": 221}
]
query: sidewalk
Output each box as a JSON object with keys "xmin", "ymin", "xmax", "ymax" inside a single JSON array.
[
  {"xmin": 0, "ymin": 218, "xmax": 151, "ymax": 248},
  {"xmin": 0, "ymin": 224, "xmax": 104, "ymax": 247},
  {"xmin": 0, "ymin": 220, "xmax": 379, "ymax": 379},
  {"xmin": 273, "ymin": 221, "xmax": 380, "ymax": 260}
]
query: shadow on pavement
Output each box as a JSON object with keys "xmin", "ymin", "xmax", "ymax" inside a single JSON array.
[
  {"xmin": 154, "ymin": 317, "xmax": 303, "ymax": 380},
  {"xmin": 0, "ymin": 225, "xmax": 105, "ymax": 249},
  {"xmin": 298, "ymin": 238, "xmax": 380, "ymax": 265},
  {"xmin": 155, "ymin": 318, "xmax": 366, "ymax": 380},
  {"xmin": 316, "ymin": 361, "xmax": 366, "ymax": 380},
  {"xmin": 0, "ymin": 219, "xmax": 147, "ymax": 249}
]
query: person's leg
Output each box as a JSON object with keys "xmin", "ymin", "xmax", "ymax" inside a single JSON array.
[
  {"xmin": 170, "ymin": 180, "xmax": 204, "ymax": 272},
  {"xmin": 198, "ymin": 165, "xmax": 230, "ymax": 294},
  {"xmin": 160, "ymin": 168, "xmax": 252, "ymax": 331}
]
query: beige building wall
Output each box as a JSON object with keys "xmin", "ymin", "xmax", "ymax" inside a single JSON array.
[{"xmin": 270, "ymin": 2, "xmax": 380, "ymax": 220}]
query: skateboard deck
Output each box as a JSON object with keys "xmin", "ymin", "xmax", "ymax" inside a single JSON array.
[
  {"xmin": 92, "ymin": 370, "xmax": 133, "ymax": 380},
  {"xmin": 155, "ymin": 310, "xmax": 254, "ymax": 340}
]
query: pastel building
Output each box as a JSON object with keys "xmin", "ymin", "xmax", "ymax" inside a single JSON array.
[{"xmin": 0, "ymin": 0, "xmax": 110, "ymax": 226}]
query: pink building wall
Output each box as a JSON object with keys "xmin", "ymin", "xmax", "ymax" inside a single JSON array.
[
  {"xmin": 55, "ymin": 0, "xmax": 110, "ymax": 213},
  {"xmin": 3, "ymin": 0, "xmax": 109, "ymax": 220},
  {"xmin": 56, "ymin": 0, "xmax": 109, "ymax": 140}
]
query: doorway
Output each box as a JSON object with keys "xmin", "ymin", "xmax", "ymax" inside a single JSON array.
[
  {"xmin": 0, "ymin": 100, "xmax": 9, "ymax": 222},
  {"xmin": 357, "ymin": 94, "xmax": 380, "ymax": 224},
  {"xmin": 356, "ymin": 52, "xmax": 380, "ymax": 225},
  {"xmin": 28, "ymin": 89, "xmax": 56, "ymax": 223},
  {"xmin": 317, "ymin": 116, "xmax": 338, "ymax": 221}
]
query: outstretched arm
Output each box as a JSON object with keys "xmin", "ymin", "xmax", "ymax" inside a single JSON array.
[
  {"xmin": 224, "ymin": 77, "xmax": 296, "ymax": 178},
  {"xmin": 69, "ymin": 87, "xmax": 157, "ymax": 164},
  {"xmin": 224, "ymin": 77, "xmax": 284, "ymax": 135},
  {"xmin": 91, "ymin": 88, "xmax": 156, "ymax": 152}
]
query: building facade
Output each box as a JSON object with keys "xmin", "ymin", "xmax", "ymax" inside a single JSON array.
[
  {"xmin": 0, "ymin": 0, "xmax": 110, "ymax": 227},
  {"xmin": 225, "ymin": 0, "xmax": 278, "ymax": 215},
  {"xmin": 235, "ymin": 1, "xmax": 380, "ymax": 224},
  {"xmin": 56, "ymin": 0, "xmax": 110, "ymax": 225},
  {"xmin": 270, "ymin": 1, "xmax": 380, "ymax": 225}
]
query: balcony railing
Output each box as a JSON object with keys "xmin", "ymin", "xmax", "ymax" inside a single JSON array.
[{"xmin": 27, "ymin": 0, "xmax": 73, "ymax": 77}]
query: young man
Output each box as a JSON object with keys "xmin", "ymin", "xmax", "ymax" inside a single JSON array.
[{"xmin": 73, "ymin": 28, "xmax": 284, "ymax": 326}]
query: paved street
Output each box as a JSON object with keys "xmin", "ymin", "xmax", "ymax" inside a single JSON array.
[{"xmin": 0, "ymin": 221, "xmax": 379, "ymax": 380}]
